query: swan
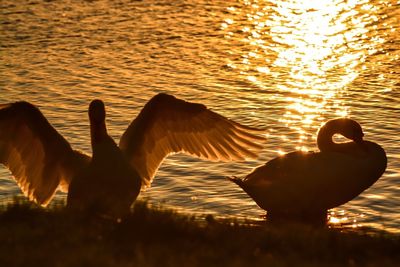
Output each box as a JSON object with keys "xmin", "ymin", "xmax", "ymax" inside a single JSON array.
[
  {"xmin": 229, "ymin": 118, "xmax": 387, "ymax": 221},
  {"xmin": 0, "ymin": 93, "xmax": 265, "ymax": 218}
]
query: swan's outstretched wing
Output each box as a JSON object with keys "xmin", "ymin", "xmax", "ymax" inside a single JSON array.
[
  {"xmin": 0, "ymin": 102, "xmax": 90, "ymax": 205},
  {"xmin": 119, "ymin": 93, "xmax": 266, "ymax": 186}
]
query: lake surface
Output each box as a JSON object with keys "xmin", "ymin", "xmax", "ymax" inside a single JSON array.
[{"xmin": 1, "ymin": 0, "xmax": 399, "ymax": 232}]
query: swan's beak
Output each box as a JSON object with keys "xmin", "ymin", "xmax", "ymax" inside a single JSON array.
[
  {"xmin": 354, "ymin": 131, "xmax": 364, "ymax": 144},
  {"xmin": 354, "ymin": 136, "xmax": 369, "ymax": 152},
  {"xmin": 354, "ymin": 136, "xmax": 364, "ymax": 144}
]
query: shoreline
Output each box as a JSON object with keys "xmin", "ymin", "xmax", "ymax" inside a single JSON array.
[{"xmin": 1, "ymin": 199, "xmax": 399, "ymax": 267}]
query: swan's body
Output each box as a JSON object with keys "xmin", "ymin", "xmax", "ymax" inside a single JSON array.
[
  {"xmin": 67, "ymin": 100, "xmax": 141, "ymax": 217},
  {"xmin": 230, "ymin": 118, "xmax": 387, "ymax": 220},
  {"xmin": 0, "ymin": 93, "xmax": 265, "ymax": 218}
]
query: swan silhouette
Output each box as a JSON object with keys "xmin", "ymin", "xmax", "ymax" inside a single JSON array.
[
  {"xmin": 0, "ymin": 93, "xmax": 265, "ymax": 217},
  {"xmin": 229, "ymin": 118, "xmax": 387, "ymax": 221}
]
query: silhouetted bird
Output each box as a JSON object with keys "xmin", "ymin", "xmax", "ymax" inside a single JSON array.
[
  {"xmin": 229, "ymin": 118, "xmax": 386, "ymax": 222},
  {"xmin": 0, "ymin": 93, "xmax": 265, "ymax": 218}
]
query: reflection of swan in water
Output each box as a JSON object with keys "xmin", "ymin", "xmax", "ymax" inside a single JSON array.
[
  {"xmin": 0, "ymin": 93, "xmax": 265, "ymax": 218},
  {"xmin": 229, "ymin": 118, "xmax": 387, "ymax": 222}
]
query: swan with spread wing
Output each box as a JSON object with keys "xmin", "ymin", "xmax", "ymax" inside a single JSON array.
[
  {"xmin": 229, "ymin": 118, "xmax": 387, "ymax": 221},
  {"xmin": 0, "ymin": 93, "xmax": 265, "ymax": 217}
]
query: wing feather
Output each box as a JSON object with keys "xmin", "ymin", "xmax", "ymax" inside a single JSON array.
[
  {"xmin": 119, "ymin": 93, "xmax": 266, "ymax": 186},
  {"xmin": 0, "ymin": 102, "xmax": 89, "ymax": 205}
]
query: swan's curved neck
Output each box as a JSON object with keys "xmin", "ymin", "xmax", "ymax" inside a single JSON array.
[
  {"xmin": 90, "ymin": 121, "xmax": 108, "ymax": 148},
  {"xmin": 317, "ymin": 125, "xmax": 336, "ymax": 152},
  {"xmin": 317, "ymin": 118, "xmax": 366, "ymax": 154},
  {"xmin": 317, "ymin": 121, "xmax": 348, "ymax": 153}
]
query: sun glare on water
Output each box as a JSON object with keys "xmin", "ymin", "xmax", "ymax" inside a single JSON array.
[{"xmin": 222, "ymin": 0, "xmax": 385, "ymax": 151}]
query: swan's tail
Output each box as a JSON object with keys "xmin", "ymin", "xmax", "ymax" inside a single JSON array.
[{"xmin": 227, "ymin": 176, "xmax": 244, "ymax": 187}]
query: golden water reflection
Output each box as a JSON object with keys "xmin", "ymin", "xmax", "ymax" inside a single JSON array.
[
  {"xmin": 329, "ymin": 210, "xmax": 363, "ymax": 229},
  {"xmin": 222, "ymin": 0, "xmax": 387, "ymax": 151}
]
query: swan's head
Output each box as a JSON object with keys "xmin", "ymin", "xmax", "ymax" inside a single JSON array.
[
  {"xmin": 89, "ymin": 99, "xmax": 106, "ymax": 124},
  {"xmin": 335, "ymin": 118, "xmax": 364, "ymax": 143}
]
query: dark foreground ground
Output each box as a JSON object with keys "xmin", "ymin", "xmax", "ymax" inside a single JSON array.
[{"xmin": 0, "ymin": 200, "xmax": 399, "ymax": 267}]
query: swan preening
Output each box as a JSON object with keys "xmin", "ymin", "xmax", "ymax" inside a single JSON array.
[
  {"xmin": 0, "ymin": 93, "xmax": 265, "ymax": 218},
  {"xmin": 230, "ymin": 118, "xmax": 387, "ymax": 222}
]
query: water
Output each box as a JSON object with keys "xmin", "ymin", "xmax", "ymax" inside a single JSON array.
[{"xmin": 1, "ymin": 0, "xmax": 399, "ymax": 232}]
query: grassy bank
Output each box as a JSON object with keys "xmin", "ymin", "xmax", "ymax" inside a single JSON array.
[{"xmin": 0, "ymin": 200, "xmax": 399, "ymax": 267}]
